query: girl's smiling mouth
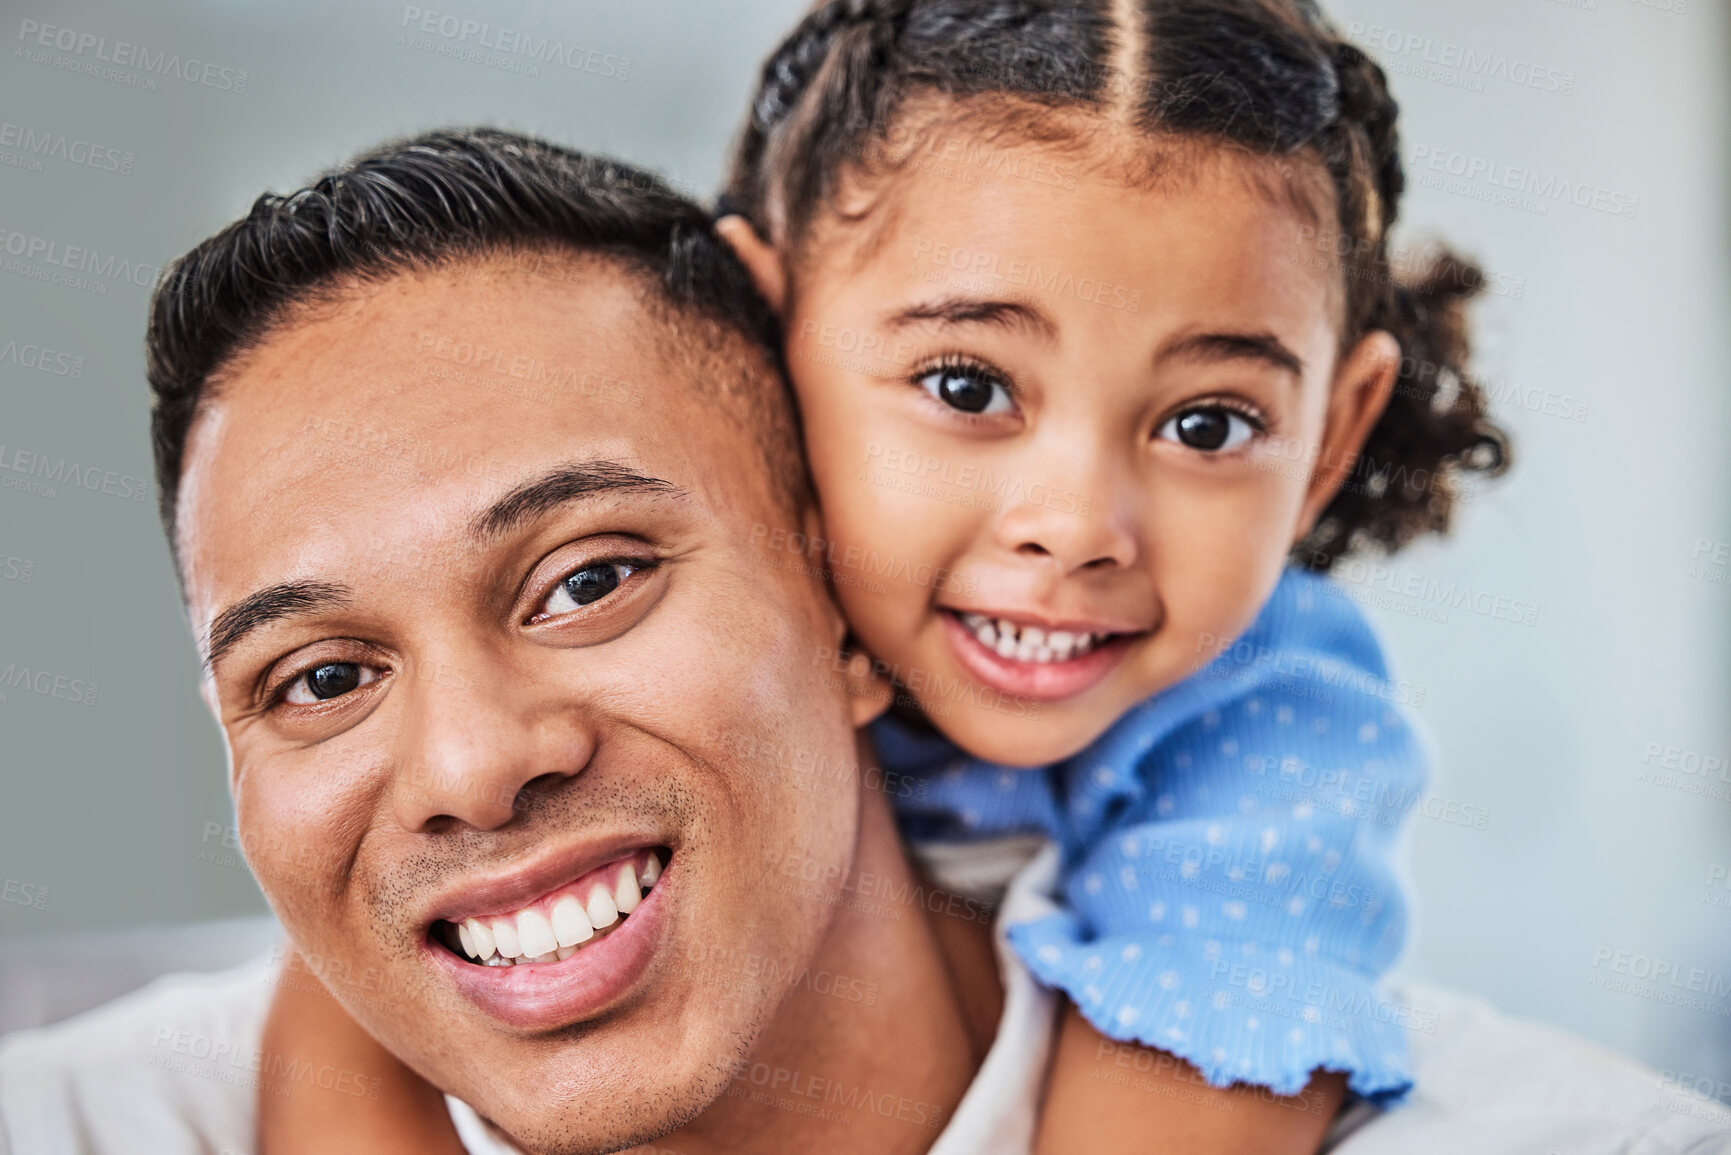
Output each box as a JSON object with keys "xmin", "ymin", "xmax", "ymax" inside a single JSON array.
[{"xmin": 939, "ymin": 607, "xmax": 1145, "ymax": 702}]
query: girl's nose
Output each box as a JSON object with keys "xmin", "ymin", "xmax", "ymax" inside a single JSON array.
[{"xmin": 995, "ymin": 484, "xmax": 1139, "ymax": 575}]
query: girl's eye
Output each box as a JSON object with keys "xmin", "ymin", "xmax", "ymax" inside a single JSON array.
[
  {"xmin": 1157, "ymin": 406, "xmax": 1260, "ymax": 453},
  {"xmin": 282, "ymin": 662, "xmax": 381, "ymax": 706},
  {"xmin": 541, "ymin": 561, "xmax": 639, "ymax": 618},
  {"xmin": 917, "ymin": 364, "xmax": 1014, "ymax": 416}
]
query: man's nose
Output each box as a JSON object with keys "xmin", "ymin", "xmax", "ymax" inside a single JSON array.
[{"xmin": 387, "ymin": 653, "xmax": 596, "ymax": 833}]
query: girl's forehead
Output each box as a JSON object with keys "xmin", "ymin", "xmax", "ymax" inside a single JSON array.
[
  {"xmin": 801, "ymin": 102, "xmax": 1344, "ymax": 325},
  {"xmin": 808, "ymin": 95, "xmax": 1338, "ymax": 265}
]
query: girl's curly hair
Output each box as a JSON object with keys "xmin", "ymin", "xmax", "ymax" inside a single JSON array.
[{"xmin": 723, "ymin": 0, "xmax": 1509, "ymax": 570}]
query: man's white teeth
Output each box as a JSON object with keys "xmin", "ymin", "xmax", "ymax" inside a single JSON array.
[
  {"xmin": 491, "ymin": 917, "xmax": 522, "ymax": 960},
  {"xmin": 614, "ymin": 863, "xmax": 640, "ymax": 915},
  {"xmin": 517, "ymin": 909, "xmax": 558, "ymax": 959},
  {"xmin": 959, "ymin": 613, "xmax": 1105, "ymax": 663},
  {"xmin": 551, "ymin": 894, "xmax": 593, "ymax": 948},
  {"xmin": 585, "ymin": 885, "xmax": 619, "ymax": 930},
  {"xmin": 464, "ymin": 918, "xmax": 495, "ymax": 961},
  {"xmin": 453, "ymin": 854, "xmax": 662, "ymax": 966}
]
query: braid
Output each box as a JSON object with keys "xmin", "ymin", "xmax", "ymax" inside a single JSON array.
[
  {"xmin": 1329, "ymin": 41, "xmax": 1404, "ymax": 224},
  {"xmin": 749, "ymin": 1, "xmax": 866, "ymax": 133},
  {"xmin": 724, "ymin": 0, "xmax": 1107, "ymax": 244},
  {"xmin": 728, "ymin": 0, "xmax": 916, "ymax": 243},
  {"xmin": 1293, "ymin": 21, "xmax": 1509, "ymax": 570}
]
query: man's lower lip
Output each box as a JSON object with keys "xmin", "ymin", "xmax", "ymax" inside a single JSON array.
[
  {"xmin": 429, "ymin": 867, "xmax": 669, "ymax": 1031},
  {"xmin": 941, "ymin": 610, "xmax": 1133, "ymax": 702}
]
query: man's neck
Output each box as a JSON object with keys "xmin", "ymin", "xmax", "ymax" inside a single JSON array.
[{"xmin": 656, "ymin": 760, "xmax": 987, "ymax": 1155}]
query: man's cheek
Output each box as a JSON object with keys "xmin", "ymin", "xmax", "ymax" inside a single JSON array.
[{"xmin": 233, "ymin": 755, "xmax": 373, "ymax": 931}]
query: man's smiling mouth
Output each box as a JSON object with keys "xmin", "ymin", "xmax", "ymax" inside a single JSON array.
[{"xmin": 433, "ymin": 847, "xmax": 669, "ymax": 967}]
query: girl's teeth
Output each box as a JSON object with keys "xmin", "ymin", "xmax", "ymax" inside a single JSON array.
[
  {"xmin": 958, "ymin": 612, "xmax": 1109, "ymax": 664},
  {"xmin": 453, "ymin": 852, "xmax": 664, "ymax": 965}
]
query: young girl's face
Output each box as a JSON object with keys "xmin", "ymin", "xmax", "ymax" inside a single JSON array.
[{"xmin": 763, "ymin": 128, "xmax": 1395, "ymax": 767}]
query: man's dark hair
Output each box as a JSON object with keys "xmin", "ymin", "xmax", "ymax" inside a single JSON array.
[{"xmin": 147, "ymin": 127, "xmax": 802, "ymax": 550}]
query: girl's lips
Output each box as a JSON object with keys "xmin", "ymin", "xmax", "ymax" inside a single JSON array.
[
  {"xmin": 429, "ymin": 859, "xmax": 670, "ymax": 1032},
  {"xmin": 941, "ymin": 609, "xmax": 1135, "ymax": 702}
]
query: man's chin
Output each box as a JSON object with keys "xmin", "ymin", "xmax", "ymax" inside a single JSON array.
[{"xmin": 430, "ymin": 1025, "xmax": 746, "ymax": 1155}]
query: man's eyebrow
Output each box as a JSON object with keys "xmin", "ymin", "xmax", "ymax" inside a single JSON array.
[
  {"xmin": 206, "ymin": 581, "xmax": 351, "ymax": 669},
  {"xmin": 1157, "ymin": 331, "xmax": 1307, "ymax": 378},
  {"xmin": 470, "ymin": 460, "xmax": 685, "ymax": 542},
  {"xmin": 883, "ymin": 296, "xmax": 1056, "ymax": 339}
]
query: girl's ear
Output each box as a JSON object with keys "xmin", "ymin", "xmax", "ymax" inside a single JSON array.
[
  {"xmin": 1295, "ymin": 329, "xmax": 1401, "ymax": 540},
  {"xmin": 715, "ymin": 215, "xmax": 788, "ymax": 316},
  {"xmin": 841, "ymin": 648, "xmax": 894, "ymax": 727}
]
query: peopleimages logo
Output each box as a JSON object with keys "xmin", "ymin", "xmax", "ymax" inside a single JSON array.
[
  {"xmin": 15, "ymin": 20, "xmax": 249, "ymax": 93},
  {"xmin": 0, "ymin": 225, "xmax": 159, "ymax": 294},
  {"xmin": 0, "ymin": 443, "xmax": 152, "ymax": 502},
  {"xmin": 1410, "ymin": 144, "xmax": 1640, "ymax": 219},
  {"xmin": 0, "ymin": 335, "xmax": 84, "ymax": 378},
  {"xmin": 398, "ymin": 7, "xmax": 631, "ymax": 80},
  {"xmin": 1346, "ymin": 20, "xmax": 1577, "ymax": 95},
  {"xmin": 0, "ymin": 121, "xmax": 134, "ymax": 175}
]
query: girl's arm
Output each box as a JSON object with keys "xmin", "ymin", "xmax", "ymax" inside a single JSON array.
[
  {"xmin": 257, "ymin": 949, "xmax": 466, "ymax": 1155},
  {"xmin": 1035, "ymin": 1003, "xmax": 1347, "ymax": 1155}
]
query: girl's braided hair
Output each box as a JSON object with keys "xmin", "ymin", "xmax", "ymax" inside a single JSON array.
[{"xmin": 724, "ymin": 0, "xmax": 1509, "ymax": 569}]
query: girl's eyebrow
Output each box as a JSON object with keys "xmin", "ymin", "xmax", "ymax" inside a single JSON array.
[
  {"xmin": 1156, "ymin": 331, "xmax": 1306, "ymax": 378},
  {"xmin": 882, "ymin": 296, "xmax": 1056, "ymax": 340}
]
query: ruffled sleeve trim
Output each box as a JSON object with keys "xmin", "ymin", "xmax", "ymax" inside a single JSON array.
[{"xmin": 1008, "ymin": 911, "xmax": 1415, "ymax": 1104}]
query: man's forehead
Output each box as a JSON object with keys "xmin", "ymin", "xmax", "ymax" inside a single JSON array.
[{"xmin": 174, "ymin": 261, "xmax": 714, "ymax": 617}]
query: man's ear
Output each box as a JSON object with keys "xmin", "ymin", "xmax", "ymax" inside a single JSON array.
[
  {"xmin": 715, "ymin": 214, "xmax": 788, "ymax": 316},
  {"xmin": 1295, "ymin": 329, "xmax": 1400, "ymax": 540}
]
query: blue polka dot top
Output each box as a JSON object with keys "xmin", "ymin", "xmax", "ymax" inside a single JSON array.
[{"xmin": 875, "ymin": 567, "xmax": 1430, "ymax": 1103}]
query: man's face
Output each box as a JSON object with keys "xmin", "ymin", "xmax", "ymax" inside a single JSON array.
[{"xmin": 177, "ymin": 259, "xmax": 858, "ymax": 1153}]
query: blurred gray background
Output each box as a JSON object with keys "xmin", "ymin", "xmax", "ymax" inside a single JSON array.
[{"xmin": 0, "ymin": 0, "xmax": 1726, "ymax": 1095}]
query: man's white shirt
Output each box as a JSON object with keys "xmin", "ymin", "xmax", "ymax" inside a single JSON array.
[{"xmin": 2, "ymin": 841, "xmax": 1727, "ymax": 1154}]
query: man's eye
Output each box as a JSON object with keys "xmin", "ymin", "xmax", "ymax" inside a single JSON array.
[
  {"xmin": 282, "ymin": 662, "xmax": 380, "ymax": 705},
  {"xmin": 1157, "ymin": 406, "xmax": 1260, "ymax": 452},
  {"xmin": 916, "ymin": 364, "xmax": 1014, "ymax": 415},
  {"xmin": 541, "ymin": 561, "xmax": 639, "ymax": 618}
]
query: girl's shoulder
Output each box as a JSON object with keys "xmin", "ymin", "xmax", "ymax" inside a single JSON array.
[{"xmin": 1239, "ymin": 566, "xmax": 1389, "ymax": 679}]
